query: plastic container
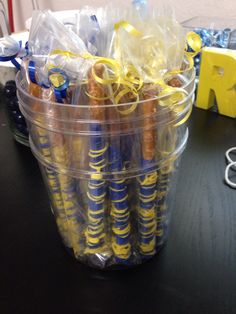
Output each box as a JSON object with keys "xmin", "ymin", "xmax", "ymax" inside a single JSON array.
[{"xmin": 16, "ymin": 67, "xmax": 195, "ymax": 269}]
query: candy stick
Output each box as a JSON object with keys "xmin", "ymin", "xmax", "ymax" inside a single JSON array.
[
  {"xmin": 138, "ymin": 86, "xmax": 158, "ymax": 258},
  {"xmin": 109, "ymin": 155, "xmax": 131, "ymax": 263},
  {"xmin": 48, "ymin": 83, "xmax": 84, "ymax": 257},
  {"xmin": 50, "ymin": 131, "xmax": 82, "ymax": 257},
  {"xmin": 28, "ymin": 83, "xmax": 70, "ymax": 247},
  {"xmin": 67, "ymin": 84, "xmax": 86, "ymax": 171},
  {"xmin": 30, "ymin": 82, "xmax": 82, "ymax": 256},
  {"xmin": 156, "ymin": 76, "xmax": 183, "ymax": 244},
  {"xmin": 107, "ymin": 96, "xmax": 131, "ymax": 264},
  {"xmin": 85, "ymin": 64, "xmax": 108, "ymax": 255},
  {"xmin": 156, "ymin": 162, "xmax": 173, "ymax": 244}
]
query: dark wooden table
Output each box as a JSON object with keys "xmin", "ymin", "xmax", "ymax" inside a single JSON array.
[{"xmin": 1, "ymin": 104, "xmax": 236, "ymax": 314}]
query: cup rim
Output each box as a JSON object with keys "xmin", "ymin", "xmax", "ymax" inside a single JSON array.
[{"xmin": 15, "ymin": 67, "xmax": 196, "ymax": 109}]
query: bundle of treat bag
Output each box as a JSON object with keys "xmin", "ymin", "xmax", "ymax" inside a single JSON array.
[{"xmin": 16, "ymin": 3, "xmax": 198, "ymax": 268}]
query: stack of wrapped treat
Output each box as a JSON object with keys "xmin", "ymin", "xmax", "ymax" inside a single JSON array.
[{"xmin": 16, "ymin": 4, "xmax": 197, "ymax": 268}]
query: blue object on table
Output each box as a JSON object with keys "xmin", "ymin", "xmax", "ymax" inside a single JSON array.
[
  {"xmin": 3, "ymin": 80, "xmax": 28, "ymax": 137},
  {"xmin": 192, "ymin": 27, "xmax": 235, "ymax": 75}
]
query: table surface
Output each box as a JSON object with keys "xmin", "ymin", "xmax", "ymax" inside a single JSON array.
[{"xmin": 1, "ymin": 104, "xmax": 236, "ymax": 314}]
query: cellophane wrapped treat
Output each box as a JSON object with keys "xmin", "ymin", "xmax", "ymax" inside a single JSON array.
[{"xmin": 16, "ymin": 3, "xmax": 197, "ymax": 268}]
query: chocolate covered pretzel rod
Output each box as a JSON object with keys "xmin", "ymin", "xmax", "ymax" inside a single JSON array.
[
  {"xmin": 138, "ymin": 86, "xmax": 158, "ymax": 258},
  {"xmin": 156, "ymin": 76, "xmax": 183, "ymax": 245},
  {"xmin": 106, "ymin": 94, "xmax": 132, "ymax": 263},
  {"xmin": 29, "ymin": 83, "xmax": 70, "ymax": 247},
  {"xmin": 85, "ymin": 64, "xmax": 109, "ymax": 257},
  {"xmin": 30, "ymin": 82, "xmax": 82, "ymax": 256}
]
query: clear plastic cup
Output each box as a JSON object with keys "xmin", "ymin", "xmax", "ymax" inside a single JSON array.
[{"xmin": 16, "ymin": 67, "xmax": 195, "ymax": 268}]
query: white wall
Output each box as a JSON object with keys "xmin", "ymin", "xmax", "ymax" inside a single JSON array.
[{"xmin": 2, "ymin": 0, "xmax": 236, "ymax": 32}]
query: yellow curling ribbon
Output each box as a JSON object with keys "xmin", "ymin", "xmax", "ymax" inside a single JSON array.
[
  {"xmin": 164, "ymin": 32, "xmax": 201, "ymax": 76},
  {"xmin": 174, "ymin": 103, "xmax": 193, "ymax": 127},
  {"xmin": 163, "ymin": 31, "xmax": 201, "ymax": 77},
  {"xmin": 91, "ymin": 59, "xmax": 121, "ymax": 85},
  {"xmin": 47, "ymin": 28, "xmax": 201, "ymax": 147},
  {"xmin": 158, "ymin": 86, "xmax": 188, "ymax": 106},
  {"xmin": 167, "ymin": 31, "xmax": 202, "ymax": 75},
  {"xmin": 115, "ymin": 87, "xmax": 139, "ymax": 115},
  {"xmin": 114, "ymin": 20, "xmax": 142, "ymax": 37},
  {"xmin": 185, "ymin": 31, "xmax": 202, "ymax": 58}
]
